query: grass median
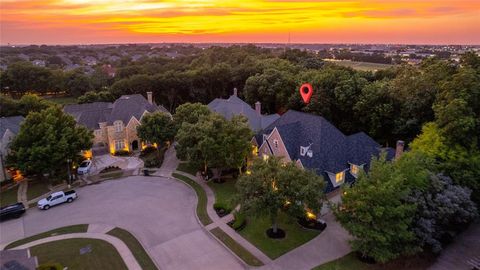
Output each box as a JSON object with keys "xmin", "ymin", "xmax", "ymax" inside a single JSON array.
[
  {"xmin": 5, "ymin": 224, "xmax": 88, "ymax": 249},
  {"xmin": 210, "ymin": 227, "xmax": 264, "ymax": 266},
  {"xmin": 107, "ymin": 227, "xmax": 158, "ymax": 270},
  {"xmin": 172, "ymin": 173, "xmax": 212, "ymax": 226}
]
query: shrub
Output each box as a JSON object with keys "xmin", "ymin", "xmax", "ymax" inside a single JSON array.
[
  {"xmin": 231, "ymin": 212, "xmax": 246, "ymax": 231},
  {"xmin": 114, "ymin": 150, "xmax": 130, "ymax": 156},
  {"xmin": 214, "ymin": 202, "xmax": 232, "ymax": 217},
  {"xmin": 144, "ymin": 157, "xmax": 160, "ymax": 168},
  {"xmin": 37, "ymin": 263, "xmax": 63, "ymax": 270},
  {"xmin": 100, "ymin": 166, "xmax": 121, "ymax": 174},
  {"xmin": 140, "ymin": 146, "xmax": 157, "ymax": 157}
]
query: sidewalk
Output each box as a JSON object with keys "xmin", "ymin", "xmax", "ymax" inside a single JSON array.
[{"xmin": 173, "ymin": 170, "xmax": 273, "ymax": 265}]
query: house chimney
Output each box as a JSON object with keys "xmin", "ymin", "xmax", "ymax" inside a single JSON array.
[
  {"xmin": 255, "ymin": 101, "xmax": 261, "ymax": 115},
  {"xmin": 395, "ymin": 140, "xmax": 404, "ymax": 159},
  {"xmin": 233, "ymin": 88, "xmax": 238, "ymax": 97},
  {"xmin": 147, "ymin": 91, "xmax": 153, "ymax": 104}
]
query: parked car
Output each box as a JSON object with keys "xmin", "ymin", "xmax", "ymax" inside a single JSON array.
[
  {"xmin": 37, "ymin": 190, "xmax": 77, "ymax": 210},
  {"xmin": 0, "ymin": 203, "xmax": 26, "ymax": 221},
  {"xmin": 77, "ymin": 160, "xmax": 92, "ymax": 175}
]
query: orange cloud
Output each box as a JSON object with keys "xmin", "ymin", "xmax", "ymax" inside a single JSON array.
[{"xmin": 1, "ymin": 0, "xmax": 479, "ymax": 44}]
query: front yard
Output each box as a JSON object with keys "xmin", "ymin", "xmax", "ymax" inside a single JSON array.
[
  {"xmin": 238, "ymin": 212, "xmax": 320, "ymax": 259},
  {"xmin": 27, "ymin": 180, "xmax": 50, "ymax": 201},
  {"xmin": 0, "ymin": 185, "xmax": 18, "ymax": 207},
  {"xmin": 31, "ymin": 238, "xmax": 128, "ymax": 270},
  {"xmin": 207, "ymin": 178, "xmax": 237, "ymax": 211}
]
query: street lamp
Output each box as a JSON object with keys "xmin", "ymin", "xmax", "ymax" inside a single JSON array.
[{"xmin": 67, "ymin": 158, "xmax": 72, "ymax": 188}]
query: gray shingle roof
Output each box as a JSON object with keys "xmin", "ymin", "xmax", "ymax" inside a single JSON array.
[
  {"xmin": 208, "ymin": 95, "xmax": 279, "ymax": 131},
  {"xmin": 0, "ymin": 116, "xmax": 24, "ymax": 137},
  {"xmin": 258, "ymin": 110, "xmax": 387, "ymax": 192},
  {"xmin": 63, "ymin": 95, "xmax": 169, "ymax": 129}
]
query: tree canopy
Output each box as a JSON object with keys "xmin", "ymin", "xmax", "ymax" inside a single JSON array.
[
  {"xmin": 6, "ymin": 106, "xmax": 93, "ymax": 178},
  {"xmin": 137, "ymin": 112, "xmax": 176, "ymax": 148},
  {"xmin": 175, "ymin": 113, "xmax": 252, "ymax": 173},
  {"xmin": 236, "ymin": 156, "xmax": 325, "ymax": 234}
]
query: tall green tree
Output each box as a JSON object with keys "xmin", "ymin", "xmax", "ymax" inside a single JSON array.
[
  {"xmin": 173, "ymin": 102, "xmax": 211, "ymax": 129},
  {"xmin": 236, "ymin": 157, "xmax": 325, "ymax": 235},
  {"xmin": 137, "ymin": 112, "xmax": 176, "ymax": 148},
  {"xmin": 175, "ymin": 113, "xmax": 252, "ymax": 174},
  {"xmin": 7, "ymin": 107, "xmax": 93, "ymax": 178},
  {"xmin": 334, "ymin": 155, "xmax": 419, "ymax": 263}
]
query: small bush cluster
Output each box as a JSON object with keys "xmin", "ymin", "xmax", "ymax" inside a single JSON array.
[
  {"xmin": 37, "ymin": 263, "xmax": 63, "ymax": 270},
  {"xmin": 140, "ymin": 146, "xmax": 157, "ymax": 157},
  {"xmin": 230, "ymin": 212, "xmax": 246, "ymax": 231},
  {"xmin": 114, "ymin": 150, "xmax": 130, "ymax": 156},
  {"xmin": 100, "ymin": 166, "xmax": 121, "ymax": 174},
  {"xmin": 213, "ymin": 202, "xmax": 232, "ymax": 217}
]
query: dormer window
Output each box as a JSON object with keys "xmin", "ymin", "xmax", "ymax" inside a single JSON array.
[
  {"xmin": 335, "ymin": 171, "xmax": 345, "ymax": 183},
  {"xmin": 350, "ymin": 164, "xmax": 359, "ymax": 175},
  {"xmin": 114, "ymin": 121, "xmax": 123, "ymax": 132},
  {"xmin": 349, "ymin": 163, "xmax": 363, "ymax": 178},
  {"xmin": 300, "ymin": 146, "xmax": 308, "ymax": 156},
  {"xmin": 273, "ymin": 139, "xmax": 278, "ymax": 148}
]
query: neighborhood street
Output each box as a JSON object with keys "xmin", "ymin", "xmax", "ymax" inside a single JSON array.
[{"xmin": 0, "ymin": 176, "xmax": 244, "ymax": 270}]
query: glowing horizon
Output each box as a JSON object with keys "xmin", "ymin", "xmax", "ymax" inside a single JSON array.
[{"xmin": 1, "ymin": 0, "xmax": 479, "ymax": 45}]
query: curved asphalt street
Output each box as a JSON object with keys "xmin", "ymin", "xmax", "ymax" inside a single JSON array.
[{"xmin": 0, "ymin": 176, "xmax": 244, "ymax": 270}]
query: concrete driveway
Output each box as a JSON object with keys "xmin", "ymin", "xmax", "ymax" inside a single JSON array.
[
  {"xmin": 88, "ymin": 154, "xmax": 144, "ymax": 175},
  {"xmin": 0, "ymin": 176, "xmax": 244, "ymax": 270}
]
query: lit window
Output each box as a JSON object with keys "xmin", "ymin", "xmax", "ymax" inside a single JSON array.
[
  {"xmin": 262, "ymin": 154, "xmax": 269, "ymax": 161},
  {"xmin": 114, "ymin": 121, "xmax": 123, "ymax": 132},
  {"xmin": 351, "ymin": 164, "xmax": 359, "ymax": 175},
  {"xmin": 115, "ymin": 140, "xmax": 125, "ymax": 150},
  {"xmin": 335, "ymin": 171, "xmax": 345, "ymax": 183}
]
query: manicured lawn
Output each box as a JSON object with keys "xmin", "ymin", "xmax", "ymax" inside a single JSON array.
[
  {"xmin": 44, "ymin": 96, "xmax": 78, "ymax": 105},
  {"xmin": 0, "ymin": 185, "xmax": 18, "ymax": 207},
  {"xmin": 324, "ymin": 59, "xmax": 393, "ymax": 71},
  {"xmin": 107, "ymin": 227, "xmax": 158, "ymax": 270},
  {"xmin": 172, "ymin": 173, "xmax": 212, "ymax": 225},
  {"xmin": 207, "ymin": 179, "xmax": 238, "ymax": 210},
  {"xmin": 30, "ymin": 238, "xmax": 128, "ymax": 270},
  {"xmin": 26, "ymin": 180, "xmax": 50, "ymax": 201},
  {"xmin": 313, "ymin": 253, "xmax": 435, "ymax": 270},
  {"xmin": 238, "ymin": 212, "xmax": 320, "ymax": 259},
  {"xmin": 5, "ymin": 224, "xmax": 88, "ymax": 249},
  {"xmin": 210, "ymin": 227, "xmax": 264, "ymax": 266},
  {"xmin": 176, "ymin": 162, "xmax": 199, "ymax": 175},
  {"xmin": 313, "ymin": 253, "xmax": 373, "ymax": 270}
]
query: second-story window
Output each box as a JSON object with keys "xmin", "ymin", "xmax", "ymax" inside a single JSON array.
[
  {"xmin": 273, "ymin": 139, "xmax": 279, "ymax": 148},
  {"xmin": 335, "ymin": 171, "xmax": 345, "ymax": 183},
  {"xmin": 114, "ymin": 121, "xmax": 123, "ymax": 132}
]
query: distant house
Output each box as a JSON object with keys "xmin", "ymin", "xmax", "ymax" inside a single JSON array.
[
  {"xmin": 32, "ymin": 59, "xmax": 46, "ymax": 67},
  {"xmin": 0, "ymin": 116, "xmax": 24, "ymax": 182},
  {"xmin": 64, "ymin": 92, "xmax": 169, "ymax": 155},
  {"xmin": 208, "ymin": 89, "xmax": 280, "ymax": 132},
  {"xmin": 252, "ymin": 110, "xmax": 397, "ymax": 193},
  {"xmin": 102, "ymin": 64, "xmax": 116, "ymax": 77}
]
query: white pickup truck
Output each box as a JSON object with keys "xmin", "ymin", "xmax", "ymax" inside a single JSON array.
[{"xmin": 37, "ymin": 190, "xmax": 78, "ymax": 210}]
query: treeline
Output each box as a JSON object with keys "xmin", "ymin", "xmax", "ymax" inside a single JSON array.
[{"xmin": 1, "ymin": 46, "xmax": 478, "ymax": 148}]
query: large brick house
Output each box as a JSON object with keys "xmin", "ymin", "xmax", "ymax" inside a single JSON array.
[
  {"xmin": 64, "ymin": 92, "xmax": 169, "ymax": 155},
  {"xmin": 253, "ymin": 110, "xmax": 397, "ymax": 193},
  {"xmin": 208, "ymin": 88, "xmax": 280, "ymax": 132}
]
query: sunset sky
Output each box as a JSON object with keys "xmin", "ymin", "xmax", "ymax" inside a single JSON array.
[{"xmin": 1, "ymin": 0, "xmax": 479, "ymax": 45}]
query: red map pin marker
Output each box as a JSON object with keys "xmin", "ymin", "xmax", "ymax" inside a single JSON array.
[{"xmin": 299, "ymin": 83, "xmax": 313, "ymax": 104}]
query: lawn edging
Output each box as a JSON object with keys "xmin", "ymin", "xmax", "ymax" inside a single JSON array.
[
  {"xmin": 171, "ymin": 173, "xmax": 213, "ymax": 225},
  {"xmin": 107, "ymin": 227, "xmax": 159, "ymax": 270}
]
